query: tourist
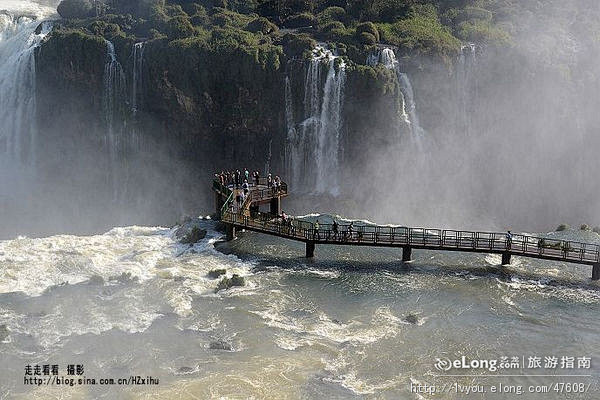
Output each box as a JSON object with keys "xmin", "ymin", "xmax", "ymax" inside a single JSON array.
[
  {"xmin": 506, "ymin": 230, "xmax": 512, "ymax": 249},
  {"xmin": 314, "ymin": 219, "xmax": 320, "ymax": 240},
  {"xmin": 244, "ymin": 168, "xmax": 250, "ymax": 182},
  {"xmin": 267, "ymin": 174, "xmax": 272, "ymax": 188},
  {"xmin": 254, "ymin": 171, "xmax": 260, "ymax": 186},
  {"xmin": 332, "ymin": 220, "xmax": 339, "ymax": 240},
  {"xmin": 235, "ymin": 170, "xmax": 241, "ymax": 187},
  {"xmin": 347, "ymin": 222, "xmax": 354, "ymax": 240}
]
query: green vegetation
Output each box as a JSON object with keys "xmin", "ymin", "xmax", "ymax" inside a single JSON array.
[
  {"xmin": 57, "ymin": 0, "xmax": 93, "ymax": 19},
  {"xmin": 55, "ymin": 0, "xmax": 517, "ymax": 64},
  {"xmin": 555, "ymin": 224, "xmax": 570, "ymax": 231}
]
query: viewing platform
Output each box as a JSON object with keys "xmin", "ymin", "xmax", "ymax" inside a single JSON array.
[{"xmin": 212, "ymin": 176, "xmax": 600, "ymax": 281}]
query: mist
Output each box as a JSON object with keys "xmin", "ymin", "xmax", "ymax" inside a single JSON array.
[
  {"xmin": 2, "ymin": 0, "xmax": 600, "ymax": 238},
  {"xmin": 313, "ymin": 0, "xmax": 600, "ymax": 232}
]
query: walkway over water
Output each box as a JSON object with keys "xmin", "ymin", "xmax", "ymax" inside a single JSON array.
[{"xmin": 212, "ymin": 177, "xmax": 600, "ymax": 280}]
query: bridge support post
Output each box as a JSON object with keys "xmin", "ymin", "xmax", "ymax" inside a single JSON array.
[
  {"xmin": 501, "ymin": 252, "xmax": 511, "ymax": 266},
  {"xmin": 306, "ymin": 242, "xmax": 315, "ymax": 258},
  {"xmin": 226, "ymin": 224, "xmax": 236, "ymax": 241},
  {"xmin": 402, "ymin": 246, "xmax": 412, "ymax": 262},
  {"xmin": 215, "ymin": 192, "xmax": 224, "ymax": 217},
  {"xmin": 593, "ymin": 263, "xmax": 600, "ymax": 281},
  {"xmin": 270, "ymin": 197, "xmax": 280, "ymax": 216}
]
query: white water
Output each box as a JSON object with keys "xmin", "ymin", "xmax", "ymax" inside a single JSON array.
[
  {"xmin": 0, "ymin": 5, "xmax": 53, "ymax": 169},
  {"xmin": 456, "ymin": 43, "xmax": 477, "ymax": 136},
  {"xmin": 286, "ymin": 45, "xmax": 346, "ymax": 194},
  {"xmin": 103, "ymin": 40, "xmax": 126, "ymax": 201},
  {"xmin": 368, "ymin": 48, "xmax": 424, "ymax": 146},
  {"xmin": 131, "ymin": 41, "xmax": 145, "ymax": 115}
]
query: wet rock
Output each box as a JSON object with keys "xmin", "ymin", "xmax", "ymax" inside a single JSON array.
[
  {"xmin": 176, "ymin": 366, "xmax": 196, "ymax": 374},
  {"xmin": 404, "ymin": 313, "xmax": 420, "ymax": 325},
  {"xmin": 209, "ymin": 340, "xmax": 232, "ymax": 351},
  {"xmin": 88, "ymin": 274, "xmax": 105, "ymax": 285},
  {"xmin": 214, "ymin": 274, "xmax": 245, "ymax": 293},
  {"xmin": 178, "ymin": 215, "xmax": 192, "ymax": 225},
  {"xmin": 0, "ymin": 324, "xmax": 9, "ymax": 342},
  {"xmin": 179, "ymin": 227, "xmax": 207, "ymax": 244},
  {"xmin": 208, "ymin": 269, "xmax": 226, "ymax": 279},
  {"xmin": 109, "ymin": 272, "xmax": 137, "ymax": 283}
]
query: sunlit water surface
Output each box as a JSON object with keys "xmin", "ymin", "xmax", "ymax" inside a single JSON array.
[{"xmin": 0, "ymin": 220, "xmax": 599, "ymax": 399}]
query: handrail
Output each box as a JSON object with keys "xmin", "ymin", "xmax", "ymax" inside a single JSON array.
[
  {"xmin": 212, "ymin": 178, "xmax": 600, "ymax": 265},
  {"xmin": 220, "ymin": 210, "xmax": 600, "ymax": 264}
]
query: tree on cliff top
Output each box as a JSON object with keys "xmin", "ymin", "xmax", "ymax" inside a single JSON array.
[{"xmin": 57, "ymin": 0, "xmax": 93, "ymax": 19}]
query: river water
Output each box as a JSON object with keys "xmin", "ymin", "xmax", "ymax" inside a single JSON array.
[{"xmin": 0, "ymin": 219, "xmax": 599, "ymax": 399}]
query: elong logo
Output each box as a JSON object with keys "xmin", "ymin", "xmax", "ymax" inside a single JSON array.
[{"xmin": 435, "ymin": 356, "xmax": 499, "ymax": 372}]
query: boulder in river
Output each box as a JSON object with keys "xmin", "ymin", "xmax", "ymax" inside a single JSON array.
[
  {"xmin": 214, "ymin": 274, "xmax": 245, "ymax": 292},
  {"xmin": 208, "ymin": 269, "xmax": 227, "ymax": 279},
  {"xmin": 179, "ymin": 226, "xmax": 207, "ymax": 244},
  {"xmin": 209, "ymin": 340, "xmax": 233, "ymax": 351}
]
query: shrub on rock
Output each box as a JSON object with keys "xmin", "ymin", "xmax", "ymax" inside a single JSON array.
[
  {"xmin": 282, "ymin": 33, "xmax": 316, "ymax": 58},
  {"xmin": 356, "ymin": 21, "xmax": 380, "ymax": 42},
  {"xmin": 555, "ymin": 224, "xmax": 569, "ymax": 231},
  {"xmin": 246, "ymin": 17, "xmax": 278, "ymax": 34},
  {"xmin": 284, "ymin": 13, "xmax": 317, "ymax": 29},
  {"xmin": 358, "ymin": 31, "xmax": 377, "ymax": 45},
  {"xmin": 167, "ymin": 15, "xmax": 195, "ymax": 39},
  {"xmin": 57, "ymin": 0, "xmax": 93, "ymax": 19}
]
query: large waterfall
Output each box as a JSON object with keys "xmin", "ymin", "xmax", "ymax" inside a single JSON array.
[
  {"xmin": 286, "ymin": 45, "xmax": 346, "ymax": 194},
  {"xmin": 0, "ymin": 7, "xmax": 53, "ymax": 170}
]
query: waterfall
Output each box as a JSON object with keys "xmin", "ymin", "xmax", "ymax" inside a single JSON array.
[
  {"xmin": 284, "ymin": 75, "xmax": 303, "ymax": 188},
  {"xmin": 103, "ymin": 40, "xmax": 126, "ymax": 201},
  {"xmin": 368, "ymin": 48, "xmax": 424, "ymax": 145},
  {"xmin": 456, "ymin": 43, "xmax": 477, "ymax": 137},
  {"xmin": 131, "ymin": 41, "xmax": 145, "ymax": 115},
  {"xmin": 0, "ymin": 11, "xmax": 52, "ymax": 170},
  {"xmin": 286, "ymin": 45, "xmax": 346, "ymax": 194},
  {"xmin": 315, "ymin": 53, "xmax": 345, "ymax": 194}
]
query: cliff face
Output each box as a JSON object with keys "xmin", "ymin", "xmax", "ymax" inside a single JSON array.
[
  {"xmin": 33, "ymin": 27, "xmax": 405, "ymax": 225},
  {"xmin": 33, "ymin": 19, "xmax": 600, "ymax": 231}
]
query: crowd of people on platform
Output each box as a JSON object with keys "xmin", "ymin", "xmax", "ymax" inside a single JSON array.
[
  {"xmin": 216, "ymin": 169, "xmax": 364, "ymax": 241},
  {"xmin": 216, "ymin": 169, "xmax": 284, "ymax": 194},
  {"xmin": 216, "ymin": 168, "xmax": 286, "ymax": 214}
]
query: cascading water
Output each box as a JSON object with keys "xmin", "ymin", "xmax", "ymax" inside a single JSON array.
[
  {"xmin": 455, "ymin": 43, "xmax": 477, "ymax": 136},
  {"xmin": 286, "ymin": 45, "xmax": 346, "ymax": 194},
  {"xmin": 315, "ymin": 52, "xmax": 345, "ymax": 194},
  {"xmin": 129, "ymin": 41, "xmax": 146, "ymax": 154},
  {"xmin": 368, "ymin": 48, "xmax": 424, "ymax": 146},
  {"xmin": 131, "ymin": 41, "xmax": 145, "ymax": 116},
  {"xmin": 0, "ymin": 8, "xmax": 53, "ymax": 169},
  {"xmin": 103, "ymin": 40, "xmax": 126, "ymax": 201}
]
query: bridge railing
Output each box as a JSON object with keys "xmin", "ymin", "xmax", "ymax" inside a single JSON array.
[{"xmin": 221, "ymin": 211, "xmax": 600, "ymax": 264}]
